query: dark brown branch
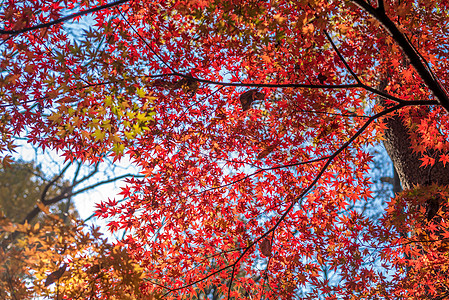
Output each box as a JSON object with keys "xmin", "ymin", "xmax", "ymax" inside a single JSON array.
[
  {"xmin": 4, "ymin": 264, "xmax": 18, "ymax": 300},
  {"xmin": 432, "ymin": 292, "xmax": 449, "ymax": 300},
  {"xmin": 0, "ymin": 0, "xmax": 131, "ymax": 36},
  {"xmin": 227, "ymin": 265, "xmax": 236, "ymax": 299},
  {"xmin": 377, "ymin": 0, "xmax": 385, "ymax": 13},
  {"xmin": 350, "ymin": 0, "xmax": 449, "ymax": 112},
  {"xmin": 73, "ymin": 162, "xmax": 99, "ymax": 186},
  {"xmin": 62, "ymin": 161, "xmax": 83, "ymax": 221},
  {"xmin": 0, "ymin": 73, "xmax": 169, "ymax": 108},
  {"xmin": 324, "ymin": 30, "xmax": 361, "ymax": 84},
  {"xmin": 236, "ymin": 104, "xmax": 404, "ymax": 265},
  {"xmin": 71, "ymin": 173, "xmax": 144, "ymax": 196},
  {"xmin": 164, "ymin": 264, "xmax": 234, "ymax": 295},
  {"xmin": 197, "ymin": 156, "xmax": 332, "ymax": 196},
  {"xmin": 2, "ymin": 72, "xmax": 437, "ymax": 109},
  {"xmin": 40, "ymin": 162, "xmax": 71, "ymax": 204},
  {"xmin": 21, "ymin": 171, "xmax": 143, "ymax": 225}
]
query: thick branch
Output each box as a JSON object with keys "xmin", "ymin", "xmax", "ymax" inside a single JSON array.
[
  {"xmin": 23, "ymin": 187, "xmax": 73, "ymax": 224},
  {"xmin": 350, "ymin": 0, "xmax": 449, "ymax": 112}
]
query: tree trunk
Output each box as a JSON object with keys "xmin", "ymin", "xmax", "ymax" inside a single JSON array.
[
  {"xmin": 382, "ymin": 112, "xmax": 449, "ymax": 189},
  {"xmin": 378, "ymin": 76, "xmax": 449, "ymax": 298}
]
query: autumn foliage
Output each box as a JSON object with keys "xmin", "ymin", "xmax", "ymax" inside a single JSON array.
[
  {"xmin": 0, "ymin": 206, "xmax": 144, "ymax": 299},
  {"xmin": 1, "ymin": 0, "xmax": 449, "ymax": 299}
]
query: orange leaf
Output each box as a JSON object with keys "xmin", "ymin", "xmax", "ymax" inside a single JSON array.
[
  {"xmin": 420, "ymin": 155, "xmax": 435, "ymax": 167},
  {"xmin": 440, "ymin": 153, "xmax": 449, "ymax": 167}
]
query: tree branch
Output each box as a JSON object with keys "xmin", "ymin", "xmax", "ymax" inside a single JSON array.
[
  {"xmin": 350, "ymin": 0, "xmax": 449, "ymax": 111},
  {"xmin": 377, "ymin": 0, "xmax": 385, "ymax": 14},
  {"xmin": 21, "ymin": 172, "xmax": 143, "ymax": 225},
  {"xmin": 324, "ymin": 30, "xmax": 361, "ymax": 84},
  {"xmin": 71, "ymin": 173, "xmax": 144, "ymax": 196},
  {"xmin": 40, "ymin": 162, "xmax": 71, "ymax": 203}
]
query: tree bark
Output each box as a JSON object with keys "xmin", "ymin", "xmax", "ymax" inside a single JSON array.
[
  {"xmin": 379, "ymin": 80, "xmax": 449, "ymax": 298},
  {"xmin": 377, "ymin": 77, "xmax": 449, "ymax": 189},
  {"xmin": 382, "ymin": 111, "xmax": 449, "ymax": 189}
]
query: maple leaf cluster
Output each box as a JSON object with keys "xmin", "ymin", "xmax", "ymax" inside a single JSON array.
[
  {"xmin": 0, "ymin": 204, "xmax": 145, "ymax": 299},
  {"xmin": 1, "ymin": 0, "xmax": 449, "ymax": 299}
]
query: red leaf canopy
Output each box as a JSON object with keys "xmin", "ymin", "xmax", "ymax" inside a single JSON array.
[{"xmin": 1, "ymin": 0, "xmax": 449, "ymax": 298}]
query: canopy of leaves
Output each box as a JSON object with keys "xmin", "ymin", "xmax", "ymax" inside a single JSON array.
[{"xmin": 1, "ymin": 0, "xmax": 449, "ymax": 299}]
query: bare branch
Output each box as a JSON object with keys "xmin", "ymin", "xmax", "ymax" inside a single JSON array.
[
  {"xmin": 178, "ymin": 76, "xmax": 360, "ymax": 89},
  {"xmin": 227, "ymin": 265, "xmax": 236, "ymax": 299},
  {"xmin": 0, "ymin": 73, "xmax": 170, "ymax": 109},
  {"xmin": 40, "ymin": 162, "xmax": 71, "ymax": 203},
  {"xmin": 73, "ymin": 162, "xmax": 100, "ymax": 186},
  {"xmin": 62, "ymin": 161, "xmax": 83, "ymax": 221},
  {"xmin": 71, "ymin": 173, "xmax": 144, "ymax": 196}
]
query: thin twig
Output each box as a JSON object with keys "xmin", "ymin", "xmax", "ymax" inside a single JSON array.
[
  {"xmin": 117, "ymin": 8, "xmax": 176, "ymax": 73},
  {"xmin": 324, "ymin": 30, "xmax": 361, "ymax": 84}
]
